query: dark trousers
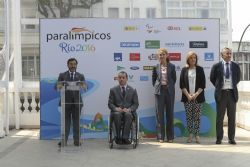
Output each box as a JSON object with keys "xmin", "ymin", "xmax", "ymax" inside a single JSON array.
[
  {"xmin": 112, "ymin": 112, "xmax": 133, "ymax": 139},
  {"xmin": 65, "ymin": 104, "xmax": 81, "ymax": 142},
  {"xmin": 155, "ymin": 87, "xmax": 174, "ymax": 140},
  {"xmin": 216, "ymin": 90, "xmax": 236, "ymax": 141}
]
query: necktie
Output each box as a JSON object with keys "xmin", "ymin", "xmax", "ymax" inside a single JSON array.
[
  {"xmin": 225, "ymin": 63, "xmax": 229, "ymax": 79},
  {"xmin": 122, "ymin": 86, "xmax": 126, "ymax": 98},
  {"xmin": 70, "ymin": 72, "xmax": 74, "ymax": 81}
]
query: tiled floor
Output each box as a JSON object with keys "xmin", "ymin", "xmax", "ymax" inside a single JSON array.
[{"xmin": 0, "ymin": 127, "xmax": 250, "ymax": 167}]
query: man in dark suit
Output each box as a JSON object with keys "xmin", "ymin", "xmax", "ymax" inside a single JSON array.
[
  {"xmin": 108, "ymin": 71, "xmax": 139, "ymax": 144},
  {"xmin": 56, "ymin": 58, "xmax": 86, "ymax": 146},
  {"xmin": 210, "ymin": 47, "xmax": 241, "ymax": 145}
]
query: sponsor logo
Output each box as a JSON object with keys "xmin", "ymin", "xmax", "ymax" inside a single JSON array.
[
  {"xmin": 165, "ymin": 42, "xmax": 184, "ymax": 48},
  {"xmin": 124, "ymin": 26, "xmax": 138, "ymax": 31},
  {"xmin": 148, "ymin": 54, "xmax": 158, "ymax": 60},
  {"xmin": 145, "ymin": 40, "xmax": 160, "ymax": 49},
  {"xmin": 46, "ymin": 27, "xmax": 111, "ymax": 42},
  {"xmin": 204, "ymin": 52, "xmax": 214, "ymax": 61},
  {"xmin": 120, "ymin": 42, "xmax": 140, "ymax": 48},
  {"xmin": 114, "ymin": 53, "xmax": 122, "ymax": 61},
  {"xmin": 129, "ymin": 53, "xmax": 140, "ymax": 61},
  {"xmin": 128, "ymin": 75, "xmax": 134, "ymax": 82},
  {"xmin": 130, "ymin": 66, "xmax": 140, "ymax": 70},
  {"xmin": 59, "ymin": 42, "xmax": 96, "ymax": 54},
  {"xmin": 117, "ymin": 65, "xmax": 125, "ymax": 71},
  {"xmin": 143, "ymin": 66, "xmax": 154, "ymax": 70},
  {"xmin": 189, "ymin": 41, "xmax": 208, "ymax": 48},
  {"xmin": 167, "ymin": 26, "xmax": 181, "ymax": 31},
  {"xmin": 169, "ymin": 53, "xmax": 181, "ymax": 61},
  {"xmin": 189, "ymin": 26, "xmax": 207, "ymax": 31},
  {"xmin": 146, "ymin": 24, "xmax": 161, "ymax": 33},
  {"xmin": 140, "ymin": 76, "xmax": 149, "ymax": 81}
]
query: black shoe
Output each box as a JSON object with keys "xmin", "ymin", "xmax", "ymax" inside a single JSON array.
[
  {"xmin": 58, "ymin": 141, "xmax": 68, "ymax": 146},
  {"xmin": 74, "ymin": 141, "xmax": 81, "ymax": 146},
  {"xmin": 228, "ymin": 140, "xmax": 236, "ymax": 145},
  {"xmin": 216, "ymin": 140, "xmax": 222, "ymax": 144},
  {"xmin": 123, "ymin": 139, "xmax": 131, "ymax": 145},
  {"xmin": 115, "ymin": 138, "xmax": 122, "ymax": 144}
]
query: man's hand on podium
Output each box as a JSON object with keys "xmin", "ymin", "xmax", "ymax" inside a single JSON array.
[
  {"xmin": 57, "ymin": 83, "xmax": 63, "ymax": 90},
  {"xmin": 79, "ymin": 82, "xmax": 87, "ymax": 91}
]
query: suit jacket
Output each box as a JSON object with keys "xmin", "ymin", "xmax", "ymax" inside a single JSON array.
[
  {"xmin": 179, "ymin": 66, "xmax": 206, "ymax": 103},
  {"xmin": 108, "ymin": 85, "xmax": 139, "ymax": 113},
  {"xmin": 152, "ymin": 62, "xmax": 176, "ymax": 96},
  {"xmin": 210, "ymin": 61, "xmax": 241, "ymax": 102},
  {"xmin": 56, "ymin": 71, "xmax": 85, "ymax": 107}
]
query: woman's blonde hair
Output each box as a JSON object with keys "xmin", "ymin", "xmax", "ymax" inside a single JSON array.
[
  {"xmin": 157, "ymin": 48, "xmax": 169, "ymax": 63},
  {"xmin": 186, "ymin": 51, "xmax": 198, "ymax": 67}
]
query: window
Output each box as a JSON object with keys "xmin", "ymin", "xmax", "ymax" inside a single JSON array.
[
  {"xmin": 233, "ymin": 52, "xmax": 250, "ymax": 80},
  {"xmin": 146, "ymin": 8, "xmax": 156, "ymax": 18},
  {"xmin": 168, "ymin": 9, "xmax": 181, "ymax": 17},
  {"xmin": 197, "ymin": 9, "xmax": 209, "ymax": 18},
  {"xmin": 211, "ymin": 1, "xmax": 225, "ymax": 8},
  {"xmin": 125, "ymin": 8, "xmax": 139, "ymax": 18},
  {"xmin": 210, "ymin": 9, "xmax": 226, "ymax": 18},
  {"xmin": 197, "ymin": 1, "xmax": 209, "ymax": 7},
  {"xmin": 182, "ymin": 1, "xmax": 195, "ymax": 7},
  {"xmin": 167, "ymin": 1, "xmax": 180, "ymax": 7},
  {"xmin": 22, "ymin": 55, "xmax": 40, "ymax": 81},
  {"xmin": 21, "ymin": 1, "xmax": 38, "ymax": 18},
  {"xmin": 108, "ymin": 8, "xmax": 119, "ymax": 18},
  {"xmin": 182, "ymin": 9, "xmax": 195, "ymax": 18}
]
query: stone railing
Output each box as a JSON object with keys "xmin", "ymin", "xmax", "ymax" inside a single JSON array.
[
  {"xmin": 17, "ymin": 82, "xmax": 40, "ymax": 128},
  {"xmin": 5, "ymin": 82, "xmax": 40, "ymax": 129}
]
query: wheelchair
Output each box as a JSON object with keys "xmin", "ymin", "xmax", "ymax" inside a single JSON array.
[{"xmin": 108, "ymin": 112, "xmax": 139, "ymax": 149}]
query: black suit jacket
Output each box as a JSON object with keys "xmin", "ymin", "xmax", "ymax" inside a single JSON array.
[
  {"xmin": 179, "ymin": 66, "xmax": 206, "ymax": 103},
  {"xmin": 152, "ymin": 62, "xmax": 176, "ymax": 96},
  {"xmin": 210, "ymin": 61, "xmax": 241, "ymax": 102},
  {"xmin": 108, "ymin": 85, "xmax": 139, "ymax": 113},
  {"xmin": 56, "ymin": 71, "xmax": 85, "ymax": 107}
]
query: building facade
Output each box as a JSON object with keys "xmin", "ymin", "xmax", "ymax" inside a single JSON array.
[
  {"xmin": 233, "ymin": 41, "xmax": 250, "ymax": 81},
  {"xmin": 0, "ymin": 0, "xmax": 232, "ymax": 82},
  {"xmin": 0, "ymin": 0, "xmax": 245, "ymax": 132}
]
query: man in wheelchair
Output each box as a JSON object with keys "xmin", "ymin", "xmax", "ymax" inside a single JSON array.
[{"xmin": 108, "ymin": 71, "xmax": 139, "ymax": 145}]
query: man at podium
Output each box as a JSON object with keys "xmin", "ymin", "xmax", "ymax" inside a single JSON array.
[{"xmin": 56, "ymin": 58, "xmax": 86, "ymax": 146}]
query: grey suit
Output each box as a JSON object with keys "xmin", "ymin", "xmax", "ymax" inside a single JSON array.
[
  {"xmin": 108, "ymin": 85, "xmax": 139, "ymax": 139},
  {"xmin": 152, "ymin": 63, "xmax": 176, "ymax": 141},
  {"xmin": 210, "ymin": 61, "xmax": 240, "ymax": 141},
  {"xmin": 56, "ymin": 71, "xmax": 85, "ymax": 143}
]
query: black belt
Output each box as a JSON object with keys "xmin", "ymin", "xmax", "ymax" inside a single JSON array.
[{"xmin": 161, "ymin": 85, "xmax": 167, "ymax": 89}]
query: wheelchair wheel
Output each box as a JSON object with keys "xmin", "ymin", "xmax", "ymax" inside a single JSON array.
[
  {"xmin": 109, "ymin": 141, "xmax": 113, "ymax": 149},
  {"xmin": 133, "ymin": 142, "xmax": 137, "ymax": 149}
]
